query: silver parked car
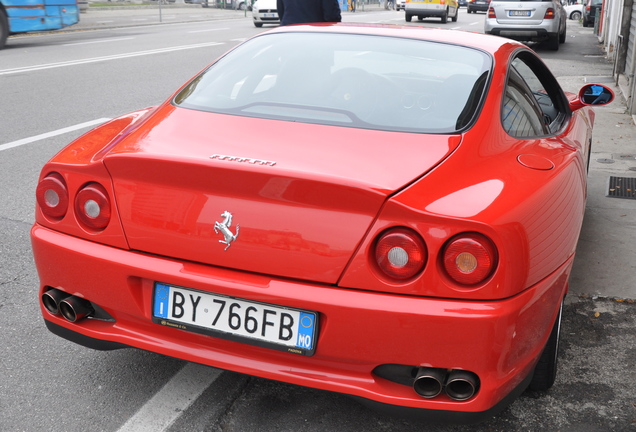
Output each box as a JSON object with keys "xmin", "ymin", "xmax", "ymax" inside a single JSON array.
[{"xmin": 484, "ymin": 0, "xmax": 567, "ymax": 50}]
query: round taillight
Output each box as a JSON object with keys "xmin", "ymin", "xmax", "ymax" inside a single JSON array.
[
  {"xmin": 74, "ymin": 183, "xmax": 111, "ymax": 231},
  {"xmin": 36, "ymin": 173, "xmax": 69, "ymax": 220},
  {"xmin": 442, "ymin": 233, "xmax": 497, "ymax": 286},
  {"xmin": 374, "ymin": 228, "xmax": 427, "ymax": 280}
]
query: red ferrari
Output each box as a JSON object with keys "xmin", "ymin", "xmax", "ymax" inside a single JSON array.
[{"xmin": 32, "ymin": 24, "xmax": 613, "ymax": 421}]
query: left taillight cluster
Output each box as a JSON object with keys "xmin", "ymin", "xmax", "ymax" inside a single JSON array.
[
  {"xmin": 36, "ymin": 173, "xmax": 111, "ymax": 232},
  {"xmin": 375, "ymin": 228, "xmax": 427, "ymax": 280},
  {"xmin": 373, "ymin": 228, "xmax": 498, "ymax": 286}
]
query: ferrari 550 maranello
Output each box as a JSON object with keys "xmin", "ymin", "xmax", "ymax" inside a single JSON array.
[{"xmin": 32, "ymin": 24, "xmax": 614, "ymax": 421}]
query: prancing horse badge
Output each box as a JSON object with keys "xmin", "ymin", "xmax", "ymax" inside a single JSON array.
[{"xmin": 214, "ymin": 211, "xmax": 239, "ymax": 250}]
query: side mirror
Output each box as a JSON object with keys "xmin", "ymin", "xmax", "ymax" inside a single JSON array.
[{"xmin": 569, "ymin": 83, "xmax": 615, "ymax": 111}]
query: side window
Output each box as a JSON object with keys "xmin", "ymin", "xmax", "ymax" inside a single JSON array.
[
  {"xmin": 502, "ymin": 79, "xmax": 545, "ymax": 137},
  {"xmin": 502, "ymin": 52, "xmax": 568, "ymax": 137}
]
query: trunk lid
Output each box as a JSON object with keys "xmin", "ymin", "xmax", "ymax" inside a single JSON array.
[{"xmin": 103, "ymin": 106, "xmax": 459, "ymax": 283}]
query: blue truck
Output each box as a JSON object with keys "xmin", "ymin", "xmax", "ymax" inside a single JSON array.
[{"xmin": 0, "ymin": 0, "xmax": 79, "ymax": 49}]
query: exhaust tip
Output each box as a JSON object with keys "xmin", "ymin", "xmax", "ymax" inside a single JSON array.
[
  {"xmin": 59, "ymin": 296, "xmax": 94, "ymax": 323},
  {"xmin": 413, "ymin": 367, "xmax": 446, "ymax": 399},
  {"xmin": 42, "ymin": 288, "xmax": 69, "ymax": 315},
  {"xmin": 445, "ymin": 370, "xmax": 479, "ymax": 401}
]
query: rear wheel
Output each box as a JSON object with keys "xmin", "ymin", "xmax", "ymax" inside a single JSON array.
[
  {"xmin": 546, "ymin": 34, "xmax": 560, "ymax": 51},
  {"xmin": 0, "ymin": 10, "xmax": 8, "ymax": 50},
  {"xmin": 254, "ymin": 22, "xmax": 263, "ymax": 27},
  {"xmin": 528, "ymin": 300, "xmax": 563, "ymax": 391},
  {"xmin": 451, "ymin": 7, "xmax": 458, "ymax": 21},
  {"xmin": 441, "ymin": 8, "xmax": 448, "ymax": 23},
  {"xmin": 405, "ymin": 13, "xmax": 412, "ymax": 22},
  {"xmin": 559, "ymin": 22, "xmax": 567, "ymax": 43},
  {"xmin": 571, "ymin": 10, "xmax": 581, "ymax": 20}
]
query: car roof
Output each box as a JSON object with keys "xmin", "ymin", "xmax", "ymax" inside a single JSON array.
[{"xmin": 261, "ymin": 23, "xmax": 526, "ymax": 55}]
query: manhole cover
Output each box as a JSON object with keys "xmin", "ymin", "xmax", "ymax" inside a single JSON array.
[
  {"xmin": 596, "ymin": 158, "xmax": 615, "ymax": 164},
  {"xmin": 607, "ymin": 176, "xmax": 636, "ymax": 199}
]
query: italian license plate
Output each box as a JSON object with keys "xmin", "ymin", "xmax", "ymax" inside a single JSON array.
[
  {"xmin": 264, "ymin": 13, "xmax": 277, "ymax": 17},
  {"xmin": 509, "ymin": 10, "xmax": 531, "ymax": 16},
  {"xmin": 153, "ymin": 283, "xmax": 318, "ymax": 356}
]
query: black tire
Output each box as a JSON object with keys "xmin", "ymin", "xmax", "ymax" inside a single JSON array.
[
  {"xmin": 559, "ymin": 22, "xmax": 566, "ymax": 43},
  {"xmin": 586, "ymin": 137, "xmax": 593, "ymax": 172},
  {"xmin": 571, "ymin": 10, "xmax": 581, "ymax": 20},
  {"xmin": 405, "ymin": 13, "xmax": 412, "ymax": 22},
  {"xmin": 0, "ymin": 10, "xmax": 8, "ymax": 50},
  {"xmin": 441, "ymin": 8, "xmax": 448, "ymax": 23},
  {"xmin": 528, "ymin": 301, "xmax": 563, "ymax": 391},
  {"xmin": 254, "ymin": 22, "xmax": 263, "ymax": 27},
  {"xmin": 546, "ymin": 34, "xmax": 559, "ymax": 51},
  {"xmin": 451, "ymin": 7, "xmax": 458, "ymax": 22}
]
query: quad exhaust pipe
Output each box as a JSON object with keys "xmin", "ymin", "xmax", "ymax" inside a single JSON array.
[
  {"xmin": 42, "ymin": 288, "xmax": 94, "ymax": 323},
  {"xmin": 413, "ymin": 367, "xmax": 445, "ymax": 398},
  {"xmin": 445, "ymin": 370, "xmax": 479, "ymax": 401},
  {"xmin": 413, "ymin": 367, "xmax": 479, "ymax": 401}
]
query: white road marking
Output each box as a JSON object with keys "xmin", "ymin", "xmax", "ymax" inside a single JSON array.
[
  {"xmin": 188, "ymin": 27, "xmax": 230, "ymax": 33},
  {"xmin": 0, "ymin": 42, "xmax": 223, "ymax": 76},
  {"xmin": 63, "ymin": 37, "xmax": 135, "ymax": 46},
  {"xmin": 116, "ymin": 363, "xmax": 222, "ymax": 432},
  {"xmin": 0, "ymin": 118, "xmax": 111, "ymax": 152}
]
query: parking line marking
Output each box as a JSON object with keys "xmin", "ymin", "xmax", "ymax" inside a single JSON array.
[
  {"xmin": 0, "ymin": 118, "xmax": 111, "ymax": 152},
  {"xmin": 63, "ymin": 37, "xmax": 135, "ymax": 46},
  {"xmin": 116, "ymin": 363, "xmax": 222, "ymax": 432},
  {"xmin": 0, "ymin": 42, "xmax": 224, "ymax": 76}
]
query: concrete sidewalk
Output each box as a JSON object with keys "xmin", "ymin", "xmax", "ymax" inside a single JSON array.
[{"xmin": 567, "ymin": 79, "xmax": 636, "ymax": 301}]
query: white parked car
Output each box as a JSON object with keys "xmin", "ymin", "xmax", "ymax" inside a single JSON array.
[
  {"xmin": 396, "ymin": 0, "xmax": 405, "ymax": 10},
  {"xmin": 252, "ymin": 0, "xmax": 279, "ymax": 27},
  {"xmin": 484, "ymin": 0, "xmax": 567, "ymax": 51},
  {"xmin": 564, "ymin": 2, "xmax": 583, "ymax": 20}
]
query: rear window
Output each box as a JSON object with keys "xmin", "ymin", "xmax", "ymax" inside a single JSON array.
[{"xmin": 174, "ymin": 32, "xmax": 492, "ymax": 133}]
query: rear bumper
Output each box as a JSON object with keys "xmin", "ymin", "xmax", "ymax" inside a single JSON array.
[
  {"xmin": 484, "ymin": 20, "xmax": 559, "ymax": 42},
  {"xmin": 405, "ymin": 5, "xmax": 446, "ymax": 17},
  {"xmin": 467, "ymin": 4, "xmax": 489, "ymax": 12},
  {"xmin": 32, "ymin": 223, "xmax": 569, "ymax": 418}
]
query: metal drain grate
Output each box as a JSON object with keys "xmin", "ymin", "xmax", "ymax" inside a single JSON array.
[{"xmin": 607, "ymin": 176, "xmax": 636, "ymax": 199}]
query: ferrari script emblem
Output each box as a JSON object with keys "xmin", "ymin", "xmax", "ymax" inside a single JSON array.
[{"xmin": 214, "ymin": 211, "xmax": 239, "ymax": 250}]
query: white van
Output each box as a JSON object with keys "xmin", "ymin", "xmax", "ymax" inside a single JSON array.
[{"xmin": 252, "ymin": 0, "xmax": 280, "ymax": 27}]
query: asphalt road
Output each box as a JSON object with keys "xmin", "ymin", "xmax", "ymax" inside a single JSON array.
[{"xmin": 1, "ymin": 8, "xmax": 635, "ymax": 431}]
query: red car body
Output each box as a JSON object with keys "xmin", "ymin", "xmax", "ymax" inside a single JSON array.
[{"xmin": 32, "ymin": 24, "xmax": 613, "ymax": 421}]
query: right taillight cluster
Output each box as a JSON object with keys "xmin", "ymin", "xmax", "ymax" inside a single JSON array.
[
  {"xmin": 544, "ymin": 7, "xmax": 556, "ymax": 19},
  {"xmin": 36, "ymin": 172, "xmax": 112, "ymax": 232},
  {"xmin": 487, "ymin": 6, "xmax": 496, "ymax": 18},
  {"xmin": 441, "ymin": 233, "xmax": 497, "ymax": 285},
  {"xmin": 373, "ymin": 228, "xmax": 497, "ymax": 286}
]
